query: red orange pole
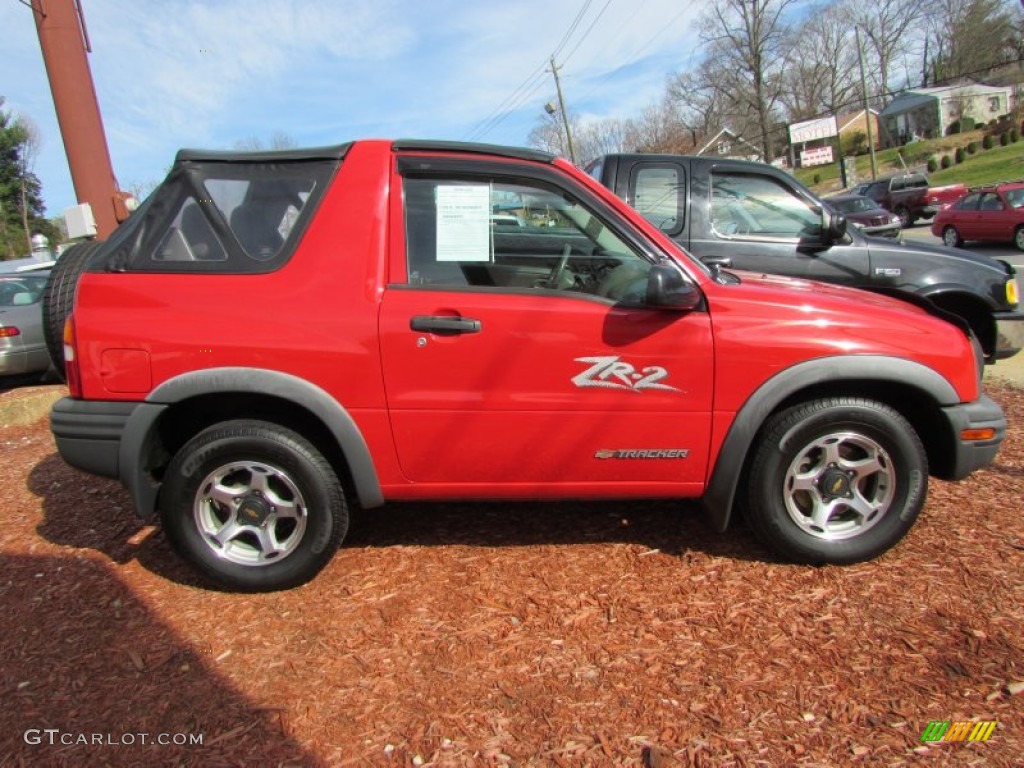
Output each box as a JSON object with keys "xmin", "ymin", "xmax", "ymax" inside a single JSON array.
[{"xmin": 32, "ymin": 0, "xmax": 123, "ymax": 238}]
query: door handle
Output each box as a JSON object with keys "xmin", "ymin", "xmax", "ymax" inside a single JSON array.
[{"xmin": 410, "ymin": 315, "xmax": 482, "ymax": 334}]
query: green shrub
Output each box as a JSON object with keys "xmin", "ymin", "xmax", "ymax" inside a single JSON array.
[
  {"xmin": 812, "ymin": 173, "xmax": 822, "ymax": 185},
  {"xmin": 840, "ymin": 130, "xmax": 867, "ymax": 156},
  {"xmin": 983, "ymin": 134, "xmax": 994, "ymax": 149},
  {"xmin": 1011, "ymin": 129, "xmax": 1020, "ymax": 143},
  {"xmin": 1000, "ymin": 131, "xmax": 1010, "ymax": 146},
  {"xmin": 940, "ymin": 154, "xmax": 952, "ymax": 169},
  {"xmin": 926, "ymin": 157, "xmax": 938, "ymax": 173},
  {"xmin": 967, "ymin": 141, "xmax": 977, "ymax": 154},
  {"xmin": 954, "ymin": 147, "xmax": 965, "ymax": 164}
]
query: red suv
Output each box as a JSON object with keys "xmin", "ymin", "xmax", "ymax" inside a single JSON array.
[{"xmin": 47, "ymin": 140, "xmax": 1006, "ymax": 591}]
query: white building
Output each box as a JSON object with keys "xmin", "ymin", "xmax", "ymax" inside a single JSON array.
[{"xmin": 878, "ymin": 81, "xmax": 1016, "ymax": 147}]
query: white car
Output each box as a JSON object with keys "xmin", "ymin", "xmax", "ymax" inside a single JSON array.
[{"xmin": 0, "ymin": 265, "xmax": 53, "ymax": 384}]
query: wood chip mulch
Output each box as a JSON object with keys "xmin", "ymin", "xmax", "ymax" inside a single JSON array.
[{"xmin": 1, "ymin": 384, "xmax": 1022, "ymax": 767}]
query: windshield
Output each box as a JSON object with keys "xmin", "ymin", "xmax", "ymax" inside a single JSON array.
[
  {"xmin": 0, "ymin": 275, "xmax": 47, "ymax": 307},
  {"xmin": 832, "ymin": 197, "xmax": 878, "ymax": 214}
]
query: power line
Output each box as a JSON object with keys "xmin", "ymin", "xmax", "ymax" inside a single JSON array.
[{"xmin": 464, "ymin": 0, "xmax": 601, "ymax": 142}]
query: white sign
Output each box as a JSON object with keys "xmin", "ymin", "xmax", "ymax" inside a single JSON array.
[
  {"xmin": 800, "ymin": 146, "xmax": 834, "ymax": 167},
  {"xmin": 789, "ymin": 115, "xmax": 838, "ymax": 144},
  {"xmin": 436, "ymin": 185, "xmax": 491, "ymax": 262}
]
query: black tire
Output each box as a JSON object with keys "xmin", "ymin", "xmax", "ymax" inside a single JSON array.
[
  {"xmin": 160, "ymin": 420, "xmax": 348, "ymax": 591},
  {"xmin": 744, "ymin": 398, "xmax": 927, "ymax": 565},
  {"xmin": 895, "ymin": 206, "xmax": 912, "ymax": 229},
  {"xmin": 1014, "ymin": 226, "xmax": 1024, "ymax": 252},
  {"xmin": 41, "ymin": 241, "xmax": 103, "ymax": 381},
  {"xmin": 942, "ymin": 225, "xmax": 963, "ymax": 249}
]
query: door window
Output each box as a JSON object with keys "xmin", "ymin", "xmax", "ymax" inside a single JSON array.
[
  {"xmin": 403, "ymin": 175, "xmax": 654, "ymax": 304},
  {"xmin": 710, "ymin": 172, "xmax": 822, "ymax": 240}
]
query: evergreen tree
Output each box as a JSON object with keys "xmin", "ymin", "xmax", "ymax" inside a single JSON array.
[{"xmin": 1, "ymin": 97, "xmax": 57, "ymax": 259}]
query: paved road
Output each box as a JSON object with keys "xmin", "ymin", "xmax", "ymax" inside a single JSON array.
[{"xmin": 901, "ymin": 224, "xmax": 1023, "ymax": 267}]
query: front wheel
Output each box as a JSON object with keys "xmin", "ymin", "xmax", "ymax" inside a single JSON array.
[
  {"xmin": 743, "ymin": 398, "xmax": 927, "ymax": 565},
  {"xmin": 1014, "ymin": 226, "xmax": 1024, "ymax": 252},
  {"xmin": 942, "ymin": 225, "xmax": 963, "ymax": 248},
  {"xmin": 160, "ymin": 420, "xmax": 348, "ymax": 591},
  {"xmin": 895, "ymin": 206, "xmax": 912, "ymax": 229}
]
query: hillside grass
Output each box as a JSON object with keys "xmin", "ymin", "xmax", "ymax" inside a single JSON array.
[
  {"xmin": 928, "ymin": 141, "xmax": 1024, "ymax": 187},
  {"xmin": 795, "ymin": 127, "xmax": 1024, "ymax": 193}
]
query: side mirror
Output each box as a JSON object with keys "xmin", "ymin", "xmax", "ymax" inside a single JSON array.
[
  {"xmin": 646, "ymin": 262, "xmax": 702, "ymax": 311},
  {"xmin": 823, "ymin": 209, "xmax": 847, "ymax": 244}
]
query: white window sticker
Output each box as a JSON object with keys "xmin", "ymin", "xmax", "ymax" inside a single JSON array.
[{"xmin": 436, "ymin": 185, "xmax": 491, "ymax": 262}]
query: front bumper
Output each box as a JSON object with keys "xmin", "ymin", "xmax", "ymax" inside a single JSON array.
[
  {"xmin": 940, "ymin": 394, "xmax": 1006, "ymax": 480},
  {"xmin": 861, "ymin": 222, "xmax": 901, "ymax": 239},
  {"xmin": 994, "ymin": 308, "xmax": 1024, "ymax": 360}
]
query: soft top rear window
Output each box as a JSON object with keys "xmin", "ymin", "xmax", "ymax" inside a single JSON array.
[{"xmin": 94, "ymin": 158, "xmax": 340, "ymax": 274}]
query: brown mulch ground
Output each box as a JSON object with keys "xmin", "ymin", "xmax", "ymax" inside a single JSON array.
[{"xmin": 1, "ymin": 385, "xmax": 1022, "ymax": 767}]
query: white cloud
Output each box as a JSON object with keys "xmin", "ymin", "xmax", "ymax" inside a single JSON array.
[{"xmin": 3, "ymin": 0, "xmax": 708, "ymax": 213}]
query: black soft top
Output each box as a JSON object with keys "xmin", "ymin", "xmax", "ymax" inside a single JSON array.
[
  {"xmin": 174, "ymin": 144, "xmax": 352, "ymax": 164},
  {"xmin": 392, "ymin": 139, "xmax": 555, "ymax": 164}
]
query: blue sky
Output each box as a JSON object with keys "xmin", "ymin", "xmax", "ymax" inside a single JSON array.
[{"xmin": 2, "ymin": 0, "xmax": 705, "ymax": 217}]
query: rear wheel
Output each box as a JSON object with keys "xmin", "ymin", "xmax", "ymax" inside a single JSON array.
[
  {"xmin": 744, "ymin": 398, "xmax": 927, "ymax": 565},
  {"xmin": 41, "ymin": 241, "xmax": 103, "ymax": 381},
  {"xmin": 160, "ymin": 420, "xmax": 348, "ymax": 591},
  {"xmin": 1014, "ymin": 226, "xmax": 1024, "ymax": 252},
  {"xmin": 942, "ymin": 225, "xmax": 963, "ymax": 248}
]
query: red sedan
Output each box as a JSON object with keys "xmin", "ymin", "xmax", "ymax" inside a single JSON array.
[{"xmin": 931, "ymin": 182, "xmax": 1024, "ymax": 251}]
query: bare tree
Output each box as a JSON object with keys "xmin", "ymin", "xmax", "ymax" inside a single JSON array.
[
  {"xmin": 927, "ymin": 0, "xmax": 1018, "ymax": 83},
  {"xmin": 780, "ymin": 2, "xmax": 860, "ymax": 120},
  {"xmin": 694, "ymin": 0, "xmax": 797, "ymax": 160},
  {"xmin": 527, "ymin": 110, "xmax": 633, "ymax": 164},
  {"xmin": 232, "ymin": 132, "xmax": 298, "ymax": 151},
  {"xmin": 854, "ymin": 0, "xmax": 929, "ymax": 104},
  {"xmin": 623, "ymin": 100, "xmax": 695, "ymax": 154}
]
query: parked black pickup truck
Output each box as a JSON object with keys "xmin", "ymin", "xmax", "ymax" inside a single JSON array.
[{"xmin": 587, "ymin": 153, "xmax": 1023, "ymax": 360}]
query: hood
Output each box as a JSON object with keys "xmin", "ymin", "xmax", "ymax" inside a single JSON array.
[
  {"xmin": 864, "ymin": 234, "xmax": 1007, "ymax": 274},
  {"xmin": 732, "ymin": 269, "xmax": 929, "ymax": 312}
]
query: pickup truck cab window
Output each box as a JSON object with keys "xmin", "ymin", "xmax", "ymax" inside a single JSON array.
[
  {"xmin": 710, "ymin": 172, "xmax": 822, "ymax": 241},
  {"xmin": 402, "ymin": 175, "xmax": 654, "ymax": 303},
  {"xmin": 631, "ymin": 164, "xmax": 684, "ymax": 236}
]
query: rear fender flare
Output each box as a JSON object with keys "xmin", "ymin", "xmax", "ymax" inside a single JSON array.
[{"xmin": 120, "ymin": 368, "xmax": 384, "ymax": 518}]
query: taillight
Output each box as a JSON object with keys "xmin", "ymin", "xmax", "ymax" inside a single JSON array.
[
  {"xmin": 0, "ymin": 326, "xmax": 21, "ymax": 338},
  {"xmin": 63, "ymin": 315, "xmax": 82, "ymax": 397}
]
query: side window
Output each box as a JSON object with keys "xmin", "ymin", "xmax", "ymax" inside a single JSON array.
[
  {"xmin": 711, "ymin": 172, "xmax": 822, "ymax": 240},
  {"xmin": 153, "ymin": 197, "xmax": 227, "ymax": 262},
  {"xmin": 631, "ymin": 165, "xmax": 683, "ymax": 234},
  {"xmin": 956, "ymin": 193, "xmax": 980, "ymax": 210},
  {"xmin": 979, "ymin": 193, "xmax": 1003, "ymax": 211},
  {"xmin": 106, "ymin": 159, "xmax": 336, "ymax": 274},
  {"xmin": 403, "ymin": 175, "xmax": 653, "ymax": 303},
  {"xmin": 890, "ymin": 178, "xmax": 904, "ymax": 192},
  {"xmin": 1004, "ymin": 188, "xmax": 1024, "ymax": 209}
]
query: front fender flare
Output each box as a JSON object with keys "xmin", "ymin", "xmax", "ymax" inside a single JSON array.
[
  {"xmin": 119, "ymin": 367, "xmax": 384, "ymax": 519},
  {"xmin": 702, "ymin": 356, "xmax": 958, "ymax": 533}
]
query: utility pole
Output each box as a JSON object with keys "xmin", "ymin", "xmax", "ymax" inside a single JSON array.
[
  {"xmin": 31, "ymin": 0, "xmax": 129, "ymax": 238},
  {"xmin": 548, "ymin": 57, "xmax": 577, "ymax": 165},
  {"xmin": 855, "ymin": 26, "xmax": 878, "ymax": 181}
]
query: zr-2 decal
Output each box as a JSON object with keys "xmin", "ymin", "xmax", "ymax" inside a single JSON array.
[
  {"xmin": 572, "ymin": 355, "xmax": 681, "ymax": 393},
  {"xmin": 595, "ymin": 449, "xmax": 690, "ymax": 460}
]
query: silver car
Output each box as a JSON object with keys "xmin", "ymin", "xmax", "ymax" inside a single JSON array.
[{"xmin": 0, "ymin": 268, "xmax": 52, "ymax": 383}]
